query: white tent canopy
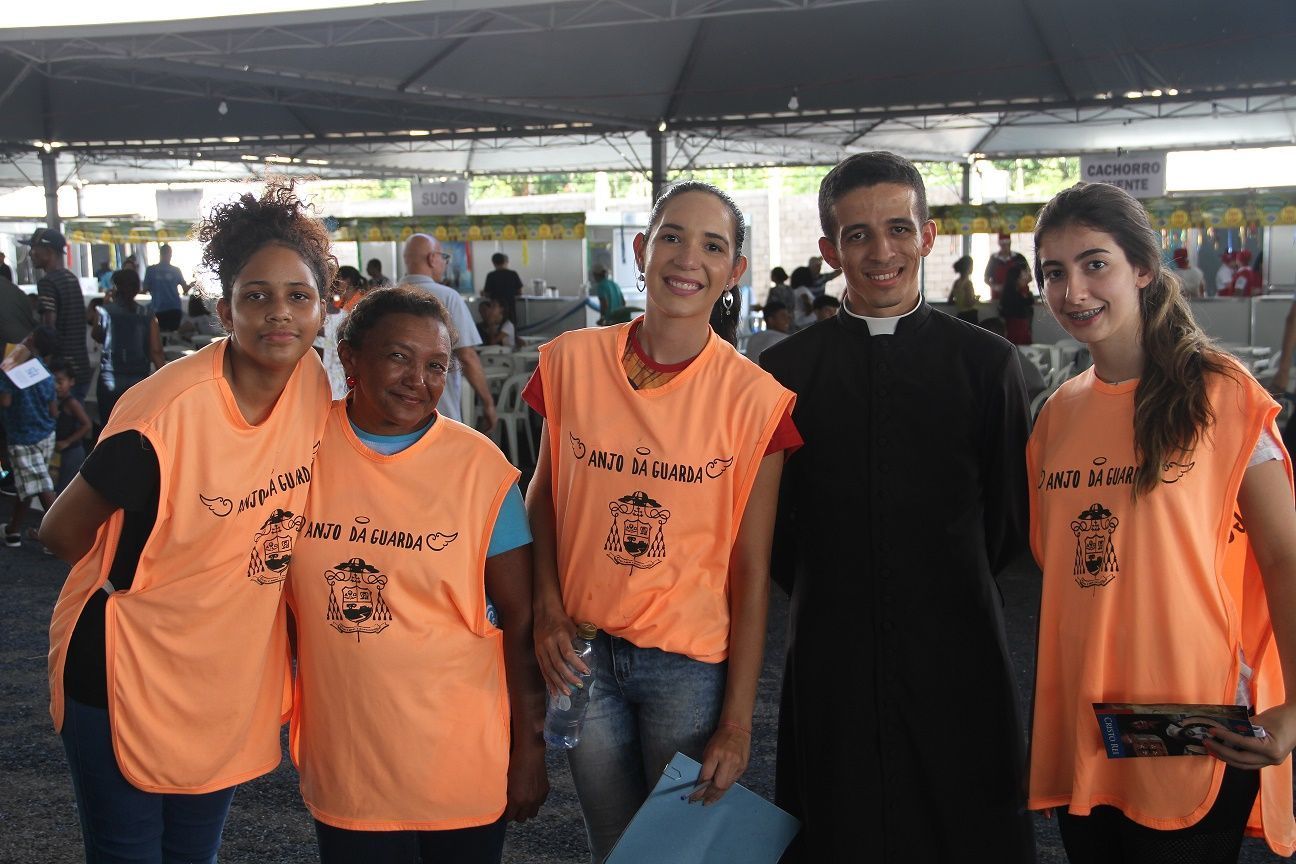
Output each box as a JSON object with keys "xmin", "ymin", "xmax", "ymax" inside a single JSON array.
[{"xmin": 0, "ymin": 0, "xmax": 1292, "ymax": 185}]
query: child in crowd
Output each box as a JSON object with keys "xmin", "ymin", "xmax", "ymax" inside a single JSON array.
[
  {"xmin": 49, "ymin": 360, "xmax": 91, "ymax": 494},
  {"xmin": 477, "ymin": 297, "xmax": 517, "ymax": 349},
  {"xmin": 0, "ymin": 327, "xmax": 58, "ymax": 547}
]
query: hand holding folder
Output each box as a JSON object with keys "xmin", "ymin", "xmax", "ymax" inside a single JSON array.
[{"xmin": 605, "ymin": 752, "xmax": 800, "ymax": 864}]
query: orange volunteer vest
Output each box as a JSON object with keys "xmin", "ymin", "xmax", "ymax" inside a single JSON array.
[
  {"xmin": 1028, "ymin": 364, "xmax": 1295, "ymax": 855},
  {"xmin": 288, "ymin": 403, "xmax": 520, "ymax": 830},
  {"xmin": 538, "ymin": 321, "xmax": 794, "ymax": 662},
  {"xmin": 48, "ymin": 338, "xmax": 330, "ymax": 793}
]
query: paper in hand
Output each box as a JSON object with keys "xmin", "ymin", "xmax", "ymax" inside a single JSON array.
[
  {"xmin": 605, "ymin": 752, "xmax": 800, "ymax": 864},
  {"xmin": 4, "ymin": 358, "xmax": 50, "ymax": 390}
]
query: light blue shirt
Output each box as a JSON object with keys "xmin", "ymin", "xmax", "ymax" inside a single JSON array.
[
  {"xmin": 349, "ymin": 417, "xmax": 530, "ymax": 557},
  {"xmin": 143, "ymin": 263, "xmax": 185, "ymax": 314}
]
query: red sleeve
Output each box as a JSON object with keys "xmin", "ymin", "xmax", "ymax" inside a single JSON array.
[
  {"xmin": 763, "ymin": 403, "xmax": 802, "ymax": 457},
  {"xmin": 522, "ymin": 366, "xmax": 546, "ymax": 417}
]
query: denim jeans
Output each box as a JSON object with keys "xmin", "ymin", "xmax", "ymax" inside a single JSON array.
[
  {"xmin": 314, "ymin": 817, "xmax": 506, "ymax": 864},
  {"xmin": 566, "ymin": 633, "xmax": 726, "ymax": 863},
  {"xmin": 60, "ymin": 697, "xmax": 236, "ymax": 864}
]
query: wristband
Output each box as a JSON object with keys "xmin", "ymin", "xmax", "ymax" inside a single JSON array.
[{"xmin": 719, "ymin": 720, "xmax": 751, "ymax": 736}]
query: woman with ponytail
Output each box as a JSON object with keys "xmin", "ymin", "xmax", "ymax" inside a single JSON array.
[
  {"xmin": 523, "ymin": 181, "xmax": 800, "ymax": 861},
  {"xmin": 1027, "ymin": 181, "xmax": 1296, "ymax": 861}
]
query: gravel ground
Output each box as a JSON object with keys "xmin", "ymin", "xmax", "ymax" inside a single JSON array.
[{"xmin": 0, "ymin": 520, "xmax": 1281, "ymax": 862}]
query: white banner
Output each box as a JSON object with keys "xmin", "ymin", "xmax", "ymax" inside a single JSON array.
[
  {"xmin": 411, "ymin": 180, "xmax": 469, "ymax": 216},
  {"xmin": 1079, "ymin": 152, "xmax": 1167, "ymax": 199},
  {"xmin": 155, "ymin": 189, "xmax": 204, "ymax": 220}
]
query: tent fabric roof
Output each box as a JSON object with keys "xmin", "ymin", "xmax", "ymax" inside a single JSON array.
[{"xmin": 1, "ymin": 0, "xmax": 1293, "ymax": 184}]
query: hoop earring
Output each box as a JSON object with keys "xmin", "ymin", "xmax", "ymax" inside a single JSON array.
[
  {"xmin": 722, "ymin": 288, "xmax": 734, "ymax": 311},
  {"xmin": 636, "ymin": 271, "xmax": 645, "ymax": 292}
]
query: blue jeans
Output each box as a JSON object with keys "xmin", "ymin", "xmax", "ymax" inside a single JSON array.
[
  {"xmin": 566, "ymin": 633, "xmax": 726, "ymax": 863},
  {"xmin": 60, "ymin": 697, "xmax": 236, "ymax": 864}
]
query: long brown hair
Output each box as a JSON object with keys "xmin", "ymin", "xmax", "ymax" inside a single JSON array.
[{"xmin": 1033, "ymin": 182, "xmax": 1232, "ymax": 498}]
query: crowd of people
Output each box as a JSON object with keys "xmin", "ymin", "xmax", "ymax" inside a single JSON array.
[{"xmin": 1, "ymin": 150, "xmax": 1294, "ymax": 864}]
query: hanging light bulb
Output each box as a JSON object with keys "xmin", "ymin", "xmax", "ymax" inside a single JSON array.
[
  {"xmin": 217, "ymin": 100, "xmax": 229, "ymax": 116},
  {"xmin": 788, "ymin": 90, "xmax": 800, "ymax": 111}
]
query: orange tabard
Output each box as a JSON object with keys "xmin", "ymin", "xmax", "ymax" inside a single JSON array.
[
  {"xmin": 288, "ymin": 403, "xmax": 519, "ymax": 830},
  {"xmin": 538, "ymin": 322, "xmax": 794, "ymax": 662},
  {"xmin": 47, "ymin": 338, "xmax": 330, "ymax": 793},
  {"xmin": 1028, "ymin": 364, "xmax": 1295, "ymax": 855}
]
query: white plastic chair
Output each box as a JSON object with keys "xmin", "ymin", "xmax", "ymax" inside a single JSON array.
[
  {"xmin": 476, "ymin": 346, "xmax": 516, "ymax": 377},
  {"xmin": 460, "ymin": 379, "xmax": 478, "ymax": 428},
  {"xmin": 512, "ymin": 350, "xmax": 541, "ymax": 374},
  {"xmin": 1018, "ymin": 344, "xmax": 1054, "ymax": 379},
  {"xmin": 1031, "ymin": 361, "xmax": 1076, "ymax": 420},
  {"xmin": 1249, "ymin": 354, "xmax": 1278, "ymax": 379},
  {"xmin": 493, "ymin": 373, "xmax": 536, "ymax": 467}
]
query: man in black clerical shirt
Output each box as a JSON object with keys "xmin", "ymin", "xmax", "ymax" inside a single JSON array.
[{"xmin": 761, "ymin": 152, "xmax": 1033, "ymax": 864}]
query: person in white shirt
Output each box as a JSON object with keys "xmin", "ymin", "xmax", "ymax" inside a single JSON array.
[
  {"xmin": 397, "ymin": 234, "xmax": 497, "ymax": 432},
  {"xmin": 1172, "ymin": 248, "xmax": 1206, "ymax": 299},
  {"xmin": 744, "ymin": 301, "xmax": 792, "ymax": 361},
  {"xmin": 789, "ymin": 267, "xmax": 816, "ymax": 330},
  {"xmin": 1214, "ymin": 251, "xmax": 1237, "ymax": 297}
]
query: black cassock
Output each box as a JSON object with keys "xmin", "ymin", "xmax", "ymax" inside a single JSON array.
[{"xmin": 761, "ymin": 302, "xmax": 1034, "ymax": 863}]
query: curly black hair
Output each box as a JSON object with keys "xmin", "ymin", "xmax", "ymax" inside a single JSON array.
[
  {"xmin": 195, "ymin": 177, "xmax": 336, "ymax": 301},
  {"xmin": 339, "ymin": 285, "xmax": 459, "ymax": 350}
]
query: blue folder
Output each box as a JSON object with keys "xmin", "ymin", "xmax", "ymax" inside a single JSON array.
[{"xmin": 605, "ymin": 752, "xmax": 801, "ymax": 864}]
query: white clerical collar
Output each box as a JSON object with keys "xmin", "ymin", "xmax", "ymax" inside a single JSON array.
[{"xmin": 841, "ymin": 293, "xmax": 921, "ymax": 335}]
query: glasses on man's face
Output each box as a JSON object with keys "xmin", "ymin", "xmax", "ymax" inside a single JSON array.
[{"xmin": 438, "ymin": 253, "xmax": 451, "ymax": 263}]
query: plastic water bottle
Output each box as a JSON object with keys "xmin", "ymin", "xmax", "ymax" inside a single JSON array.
[{"xmin": 543, "ymin": 622, "xmax": 598, "ymax": 749}]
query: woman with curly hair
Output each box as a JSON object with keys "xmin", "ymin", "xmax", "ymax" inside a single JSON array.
[
  {"xmin": 42, "ymin": 179, "xmax": 333, "ymax": 862},
  {"xmin": 1028, "ymin": 182, "xmax": 1296, "ymax": 860}
]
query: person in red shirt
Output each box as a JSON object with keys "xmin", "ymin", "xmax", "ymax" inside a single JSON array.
[
  {"xmin": 1228, "ymin": 249, "xmax": 1263, "ymax": 297},
  {"xmin": 984, "ymin": 231, "xmax": 1029, "ymax": 301},
  {"xmin": 525, "ymin": 182, "xmax": 799, "ymax": 862}
]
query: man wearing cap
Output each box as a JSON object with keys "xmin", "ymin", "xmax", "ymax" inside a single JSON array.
[
  {"xmin": 983, "ymin": 232, "xmax": 1028, "ymax": 302},
  {"xmin": 23, "ymin": 229, "xmax": 91, "ymax": 400},
  {"xmin": 142, "ymin": 243, "xmax": 190, "ymax": 332},
  {"xmin": 1171, "ymin": 247, "xmax": 1206, "ymax": 299}
]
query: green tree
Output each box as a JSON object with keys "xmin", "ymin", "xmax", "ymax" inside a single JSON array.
[{"xmin": 987, "ymin": 157, "xmax": 1078, "ymax": 200}]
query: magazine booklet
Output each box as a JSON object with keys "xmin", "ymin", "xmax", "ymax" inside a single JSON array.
[{"xmin": 1093, "ymin": 703, "xmax": 1255, "ymax": 758}]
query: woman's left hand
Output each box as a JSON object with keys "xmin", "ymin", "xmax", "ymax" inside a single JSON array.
[
  {"xmin": 504, "ymin": 738, "xmax": 549, "ymax": 822},
  {"xmin": 1205, "ymin": 702, "xmax": 1296, "ymax": 769},
  {"xmin": 688, "ymin": 723, "xmax": 750, "ymax": 805}
]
